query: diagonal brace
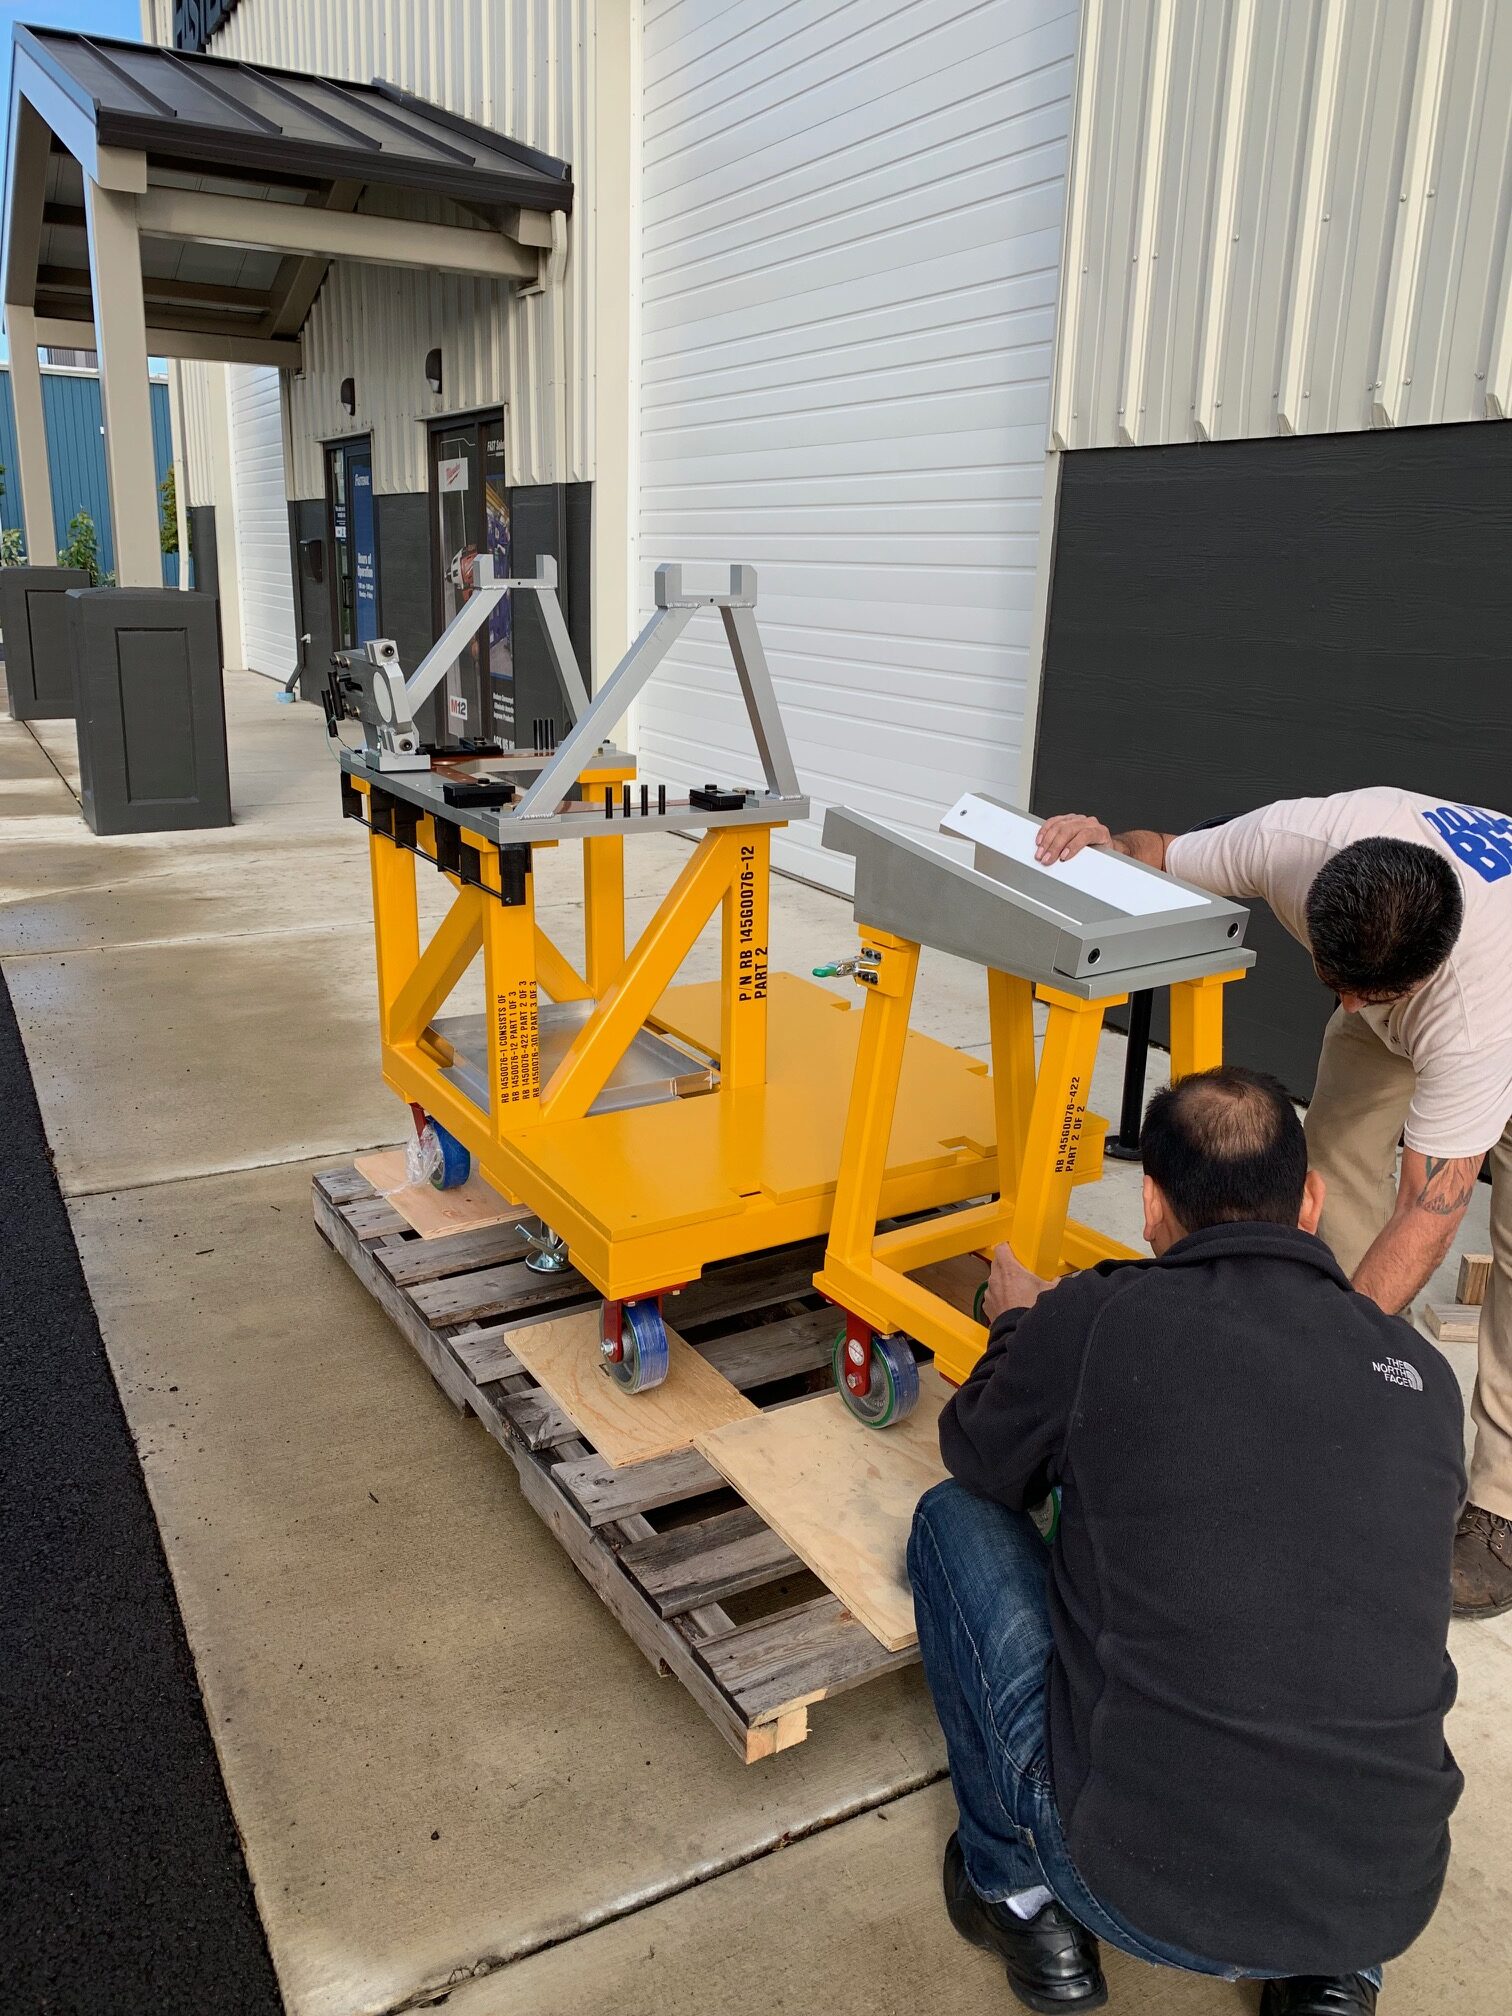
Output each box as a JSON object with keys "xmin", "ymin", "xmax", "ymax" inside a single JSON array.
[
  {"xmin": 388, "ymin": 889, "xmax": 484, "ymax": 1047},
  {"xmin": 539, "ymin": 831, "xmax": 740, "ymax": 1122}
]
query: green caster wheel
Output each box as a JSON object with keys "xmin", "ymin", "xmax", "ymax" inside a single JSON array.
[{"xmin": 833, "ymin": 1327, "xmax": 920, "ymax": 1428}]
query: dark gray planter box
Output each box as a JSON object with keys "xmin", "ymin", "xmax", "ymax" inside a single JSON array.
[
  {"xmin": 1, "ymin": 566, "xmax": 90, "ymax": 719},
  {"xmin": 67, "ymin": 587, "xmax": 230, "ymax": 835}
]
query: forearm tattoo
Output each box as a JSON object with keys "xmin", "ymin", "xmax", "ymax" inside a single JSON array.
[{"xmin": 1414, "ymin": 1156, "xmax": 1480, "ymax": 1217}]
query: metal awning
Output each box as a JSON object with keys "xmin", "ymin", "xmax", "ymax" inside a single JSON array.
[
  {"xmin": 2, "ymin": 26, "xmax": 572, "ymax": 366},
  {"xmin": 0, "ymin": 24, "xmax": 573, "ymax": 586}
]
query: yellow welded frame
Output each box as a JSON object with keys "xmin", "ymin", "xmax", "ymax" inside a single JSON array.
[
  {"xmin": 814, "ymin": 943, "xmax": 1247, "ymax": 1390},
  {"xmin": 353, "ymin": 775, "xmax": 776, "ymax": 1290}
]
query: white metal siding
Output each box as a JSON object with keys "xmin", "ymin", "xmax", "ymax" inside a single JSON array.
[
  {"xmin": 1053, "ymin": 0, "xmax": 1512, "ymax": 449},
  {"xmin": 637, "ymin": 0, "xmax": 1078, "ymax": 889},
  {"xmin": 227, "ymin": 366, "xmax": 299, "ymax": 677},
  {"xmin": 178, "ymin": 361, "xmax": 216, "ymax": 508},
  {"xmin": 157, "ymin": 0, "xmax": 593, "ymax": 498}
]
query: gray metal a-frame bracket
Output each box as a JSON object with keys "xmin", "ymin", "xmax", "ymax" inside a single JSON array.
[{"xmin": 512, "ymin": 563, "xmax": 804, "ymax": 820}]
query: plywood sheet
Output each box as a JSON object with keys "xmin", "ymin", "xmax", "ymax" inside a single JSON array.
[
  {"xmin": 355, "ymin": 1149, "xmax": 524, "ymax": 1240},
  {"xmin": 695, "ymin": 1370, "xmax": 951, "ymax": 1652},
  {"xmin": 506, "ymin": 1309, "xmax": 758, "ymax": 1468}
]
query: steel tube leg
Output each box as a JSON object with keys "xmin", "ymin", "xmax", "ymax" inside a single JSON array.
[
  {"xmin": 1169, "ymin": 970, "xmax": 1244, "ymax": 1082},
  {"xmin": 987, "ymin": 968, "xmax": 1037, "ymax": 1199},
  {"xmin": 721, "ymin": 826, "xmax": 770, "ymax": 1089},
  {"xmin": 1011, "ymin": 990, "xmax": 1116, "ymax": 1278},
  {"xmin": 826, "ymin": 934, "xmax": 921, "ymax": 1264},
  {"xmin": 369, "ymin": 830, "xmax": 420, "ymax": 1045}
]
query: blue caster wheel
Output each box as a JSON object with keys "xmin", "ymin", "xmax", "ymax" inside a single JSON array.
[
  {"xmin": 833, "ymin": 1327, "xmax": 920, "ymax": 1428},
  {"xmin": 420, "ymin": 1117, "xmax": 471, "ymax": 1191},
  {"xmin": 604, "ymin": 1299, "xmax": 670, "ymax": 1394}
]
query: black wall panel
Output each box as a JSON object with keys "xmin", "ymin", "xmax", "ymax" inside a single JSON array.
[
  {"xmin": 1033, "ymin": 422, "xmax": 1512, "ymax": 1101},
  {"xmin": 287, "ymin": 500, "xmax": 331, "ymax": 705},
  {"xmin": 373, "ymin": 493, "xmax": 435, "ymax": 739},
  {"xmin": 509, "ymin": 482, "xmax": 594, "ymax": 733},
  {"xmin": 187, "ymin": 505, "xmax": 220, "ymax": 667}
]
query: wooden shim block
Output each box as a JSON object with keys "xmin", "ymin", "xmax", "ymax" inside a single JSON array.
[
  {"xmin": 617, "ymin": 1505, "xmax": 801, "ymax": 1617},
  {"xmin": 552, "ymin": 1445, "xmax": 725, "ymax": 1525},
  {"xmin": 696, "ymin": 1371, "xmax": 952, "ymax": 1653},
  {"xmin": 355, "ymin": 1148, "xmax": 528, "ymax": 1240},
  {"xmin": 311, "ymin": 1181, "xmax": 471, "ymax": 1414},
  {"xmin": 410, "ymin": 1259, "xmax": 590, "ymax": 1327},
  {"xmin": 1457, "ymin": 1253, "xmax": 1493, "ymax": 1308},
  {"xmin": 1425, "ymin": 1302, "xmax": 1481, "ymax": 1344},
  {"xmin": 697, "ymin": 1306, "xmax": 838, "ymax": 1390},
  {"xmin": 507, "ymin": 1309, "xmax": 758, "ymax": 1467},
  {"xmin": 379, "ymin": 1218, "xmax": 566, "ymax": 1288},
  {"xmin": 703, "ymin": 1594, "xmax": 917, "ymax": 1723}
]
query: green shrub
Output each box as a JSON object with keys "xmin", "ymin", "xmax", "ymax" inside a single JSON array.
[
  {"xmin": 160, "ymin": 467, "xmax": 178, "ymax": 556},
  {"xmin": 57, "ymin": 510, "xmax": 112, "ymax": 586}
]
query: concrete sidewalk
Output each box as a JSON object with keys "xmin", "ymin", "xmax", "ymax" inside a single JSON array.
[{"xmin": 3, "ymin": 670, "xmax": 1508, "ymax": 2016}]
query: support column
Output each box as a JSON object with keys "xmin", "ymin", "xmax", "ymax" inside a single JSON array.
[
  {"xmin": 3, "ymin": 306, "xmax": 55, "ymax": 564},
  {"xmin": 82, "ymin": 178, "xmax": 160, "ymax": 586}
]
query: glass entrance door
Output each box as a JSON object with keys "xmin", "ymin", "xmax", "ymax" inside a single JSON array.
[{"xmin": 429, "ymin": 414, "xmax": 511, "ymax": 746}]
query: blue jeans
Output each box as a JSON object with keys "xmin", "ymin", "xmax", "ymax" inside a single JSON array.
[{"xmin": 907, "ymin": 1480, "xmax": 1383, "ymax": 1989}]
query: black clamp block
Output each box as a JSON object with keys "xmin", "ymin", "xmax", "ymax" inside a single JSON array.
[
  {"xmin": 689, "ymin": 784, "xmax": 749, "ymax": 812},
  {"xmin": 440, "ymin": 777, "xmax": 517, "ymax": 809}
]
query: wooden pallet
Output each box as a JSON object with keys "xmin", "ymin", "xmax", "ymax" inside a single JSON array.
[{"xmin": 313, "ymin": 1165, "xmax": 921, "ymax": 1761}]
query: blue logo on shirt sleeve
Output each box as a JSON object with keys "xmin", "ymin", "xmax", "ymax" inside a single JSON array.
[{"xmin": 1422, "ymin": 804, "xmax": 1512, "ymax": 882}]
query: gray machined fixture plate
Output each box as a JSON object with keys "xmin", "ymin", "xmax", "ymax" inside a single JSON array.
[
  {"xmin": 430, "ymin": 1003, "xmax": 716, "ymax": 1117},
  {"xmin": 341, "ymin": 745, "xmax": 808, "ymax": 846},
  {"xmin": 822, "ymin": 802, "xmax": 1254, "ymax": 998}
]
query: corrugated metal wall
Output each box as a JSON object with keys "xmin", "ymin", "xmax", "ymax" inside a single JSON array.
[
  {"xmin": 636, "ymin": 0, "xmax": 1076, "ymax": 890},
  {"xmin": 177, "ymin": 362, "xmax": 217, "ymax": 510},
  {"xmin": 1052, "ymin": 0, "xmax": 1512, "ymax": 449},
  {"xmin": 0, "ymin": 368, "xmax": 178, "ymax": 582},
  {"xmin": 154, "ymin": 0, "xmax": 592, "ymax": 498}
]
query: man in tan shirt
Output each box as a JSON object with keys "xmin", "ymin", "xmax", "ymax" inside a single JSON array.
[{"xmin": 1036, "ymin": 789, "xmax": 1512, "ymax": 1619}]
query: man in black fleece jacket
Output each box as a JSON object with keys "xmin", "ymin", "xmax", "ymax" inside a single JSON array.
[{"xmin": 907, "ymin": 1065, "xmax": 1463, "ymax": 2016}]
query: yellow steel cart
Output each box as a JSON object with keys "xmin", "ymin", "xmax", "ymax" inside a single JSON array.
[
  {"xmin": 326, "ymin": 561, "xmax": 1005, "ymax": 1393},
  {"xmin": 813, "ymin": 795, "xmax": 1255, "ymax": 1425}
]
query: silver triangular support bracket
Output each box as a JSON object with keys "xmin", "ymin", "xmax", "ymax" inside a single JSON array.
[{"xmin": 511, "ymin": 563, "xmax": 803, "ymax": 820}]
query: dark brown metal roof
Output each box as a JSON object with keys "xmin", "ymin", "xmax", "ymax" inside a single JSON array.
[{"xmin": 15, "ymin": 25, "xmax": 572, "ymax": 212}]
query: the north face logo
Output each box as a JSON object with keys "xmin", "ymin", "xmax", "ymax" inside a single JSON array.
[{"xmin": 1372, "ymin": 1357, "xmax": 1424, "ymax": 1392}]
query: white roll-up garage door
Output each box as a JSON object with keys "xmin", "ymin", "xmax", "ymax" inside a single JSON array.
[
  {"xmin": 227, "ymin": 365, "xmax": 299, "ymax": 679},
  {"xmin": 637, "ymin": 0, "xmax": 1076, "ymax": 887}
]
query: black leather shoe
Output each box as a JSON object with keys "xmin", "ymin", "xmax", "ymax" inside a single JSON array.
[
  {"xmin": 1260, "ymin": 1975, "xmax": 1379, "ymax": 2015},
  {"xmin": 943, "ymin": 1832, "xmax": 1108, "ymax": 2012}
]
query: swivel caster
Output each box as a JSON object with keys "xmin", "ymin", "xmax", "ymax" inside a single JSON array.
[
  {"xmin": 601, "ymin": 1297, "xmax": 670, "ymax": 1394},
  {"xmin": 414, "ymin": 1115, "xmax": 471, "ymax": 1190},
  {"xmin": 833, "ymin": 1325, "xmax": 920, "ymax": 1428}
]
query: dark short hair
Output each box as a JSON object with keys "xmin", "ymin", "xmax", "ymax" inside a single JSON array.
[
  {"xmin": 1141, "ymin": 1066, "xmax": 1307, "ymax": 1231},
  {"xmin": 1304, "ymin": 838, "xmax": 1462, "ymax": 999}
]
